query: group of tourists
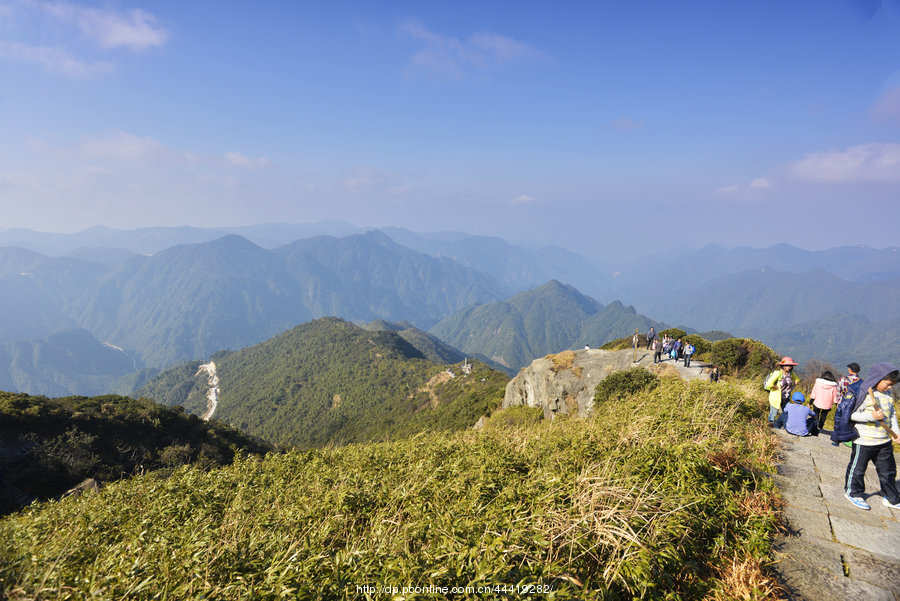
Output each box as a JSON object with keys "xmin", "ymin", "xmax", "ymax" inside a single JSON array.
[
  {"xmin": 646, "ymin": 328, "xmax": 695, "ymax": 367},
  {"xmin": 764, "ymin": 357, "xmax": 900, "ymax": 511}
]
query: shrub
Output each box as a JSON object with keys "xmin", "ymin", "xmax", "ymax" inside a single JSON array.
[
  {"xmin": 660, "ymin": 328, "xmax": 687, "ymax": 340},
  {"xmin": 682, "ymin": 334, "xmax": 711, "ymax": 357},
  {"xmin": 546, "ymin": 351, "xmax": 583, "ymax": 377},
  {"xmin": 593, "ymin": 367, "xmax": 659, "ymax": 404},
  {"xmin": 710, "ymin": 339, "xmax": 778, "ymax": 377}
]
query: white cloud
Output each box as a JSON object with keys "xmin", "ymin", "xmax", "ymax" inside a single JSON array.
[
  {"xmin": 35, "ymin": 1, "xmax": 169, "ymax": 51},
  {"xmin": 788, "ymin": 143, "xmax": 900, "ymax": 184},
  {"xmin": 78, "ymin": 130, "xmax": 169, "ymax": 162},
  {"xmin": 0, "ymin": 2, "xmax": 167, "ymax": 77},
  {"xmin": 715, "ymin": 176, "xmax": 772, "ymax": 197},
  {"xmin": 224, "ymin": 152, "xmax": 270, "ymax": 170},
  {"xmin": 511, "ymin": 194, "xmax": 536, "ymax": 205},
  {"xmin": 399, "ymin": 19, "xmax": 544, "ymax": 79},
  {"xmin": 0, "ymin": 39, "xmax": 113, "ymax": 77}
]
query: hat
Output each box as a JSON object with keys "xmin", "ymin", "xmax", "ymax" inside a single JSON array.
[
  {"xmin": 857, "ymin": 362, "xmax": 900, "ymax": 402},
  {"xmin": 791, "ymin": 391, "xmax": 805, "ymax": 403},
  {"xmin": 777, "ymin": 356, "xmax": 798, "ymax": 367},
  {"xmin": 847, "ymin": 362, "xmax": 861, "ymax": 373}
]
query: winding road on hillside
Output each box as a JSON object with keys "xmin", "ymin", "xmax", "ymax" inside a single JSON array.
[{"xmin": 196, "ymin": 361, "xmax": 219, "ymax": 421}]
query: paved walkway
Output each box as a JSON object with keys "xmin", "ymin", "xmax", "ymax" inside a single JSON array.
[{"xmin": 771, "ymin": 429, "xmax": 900, "ymax": 600}]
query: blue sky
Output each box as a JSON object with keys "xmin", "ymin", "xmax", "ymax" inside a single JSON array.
[{"xmin": 1, "ymin": 0, "xmax": 899, "ymax": 259}]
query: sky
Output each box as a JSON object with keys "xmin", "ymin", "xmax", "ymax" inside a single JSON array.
[{"xmin": 1, "ymin": 0, "xmax": 899, "ymax": 260}]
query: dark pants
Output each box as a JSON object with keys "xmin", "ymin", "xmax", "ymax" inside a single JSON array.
[
  {"xmin": 813, "ymin": 407, "xmax": 830, "ymax": 430},
  {"xmin": 683, "ymin": 355, "xmax": 692, "ymax": 367},
  {"xmin": 653, "ymin": 350, "xmax": 662, "ymax": 363},
  {"xmin": 845, "ymin": 441, "xmax": 900, "ymax": 504}
]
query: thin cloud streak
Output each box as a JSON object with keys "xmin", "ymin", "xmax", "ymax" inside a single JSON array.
[
  {"xmin": 0, "ymin": 39, "xmax": 113, "ymax": 77},
  {"xmin": 31, "ymin": 1, "xmax": 169, "ymax": 51},
  {"xmin": 399, "ymin": 18, "xmax": 545, "ymax": 79}
]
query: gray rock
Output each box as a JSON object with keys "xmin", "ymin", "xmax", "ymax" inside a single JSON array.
[{"xmin": 502, "ymin": 348, "xmax": 707, "ymax": 419}]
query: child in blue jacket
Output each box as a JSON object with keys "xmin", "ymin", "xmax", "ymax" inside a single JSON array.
[{"xmin": 776, "ymin": 392, "xmax": 818, "ymax": 436}]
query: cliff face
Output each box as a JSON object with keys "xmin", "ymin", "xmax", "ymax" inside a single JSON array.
[{"xmin": 502, "ymin": 348, "xmax": 708, "ymax": 419}]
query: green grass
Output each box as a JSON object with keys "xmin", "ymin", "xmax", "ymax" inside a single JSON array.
[{"xmin": 0, "ymin": 379, "xmax": 781, "ymax": 600}]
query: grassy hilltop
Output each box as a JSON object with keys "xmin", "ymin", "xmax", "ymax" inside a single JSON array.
[{"xmin": 1, "ymin": 377, "xmax": 782, "ymax": 600}]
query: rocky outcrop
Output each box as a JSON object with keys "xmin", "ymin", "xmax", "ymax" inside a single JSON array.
[{"xmin": 503, "ymin": 348, "xmax": 709, "ymax": 419}]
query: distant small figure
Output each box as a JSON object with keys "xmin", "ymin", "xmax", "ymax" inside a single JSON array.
[
  {"xmin": 646, "ymin": 327, "xmax": 656, "ymax": 350},
  {"xmin": 584, "ymin": 344, "xmax": 590, "ymax": 350},
  {"xmin": 652, "ymin": 338, "xmax": 662, "ymax": 364},
  {"xmin": 709, "ymin": 366, "xmax": 720, "ymax": 383}
]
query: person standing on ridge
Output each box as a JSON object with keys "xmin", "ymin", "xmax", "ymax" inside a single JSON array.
[
  {"xmin": 646, "ymin": 327, "xmax": 656, "ymax": 350},
  {"xmin": 765, "ymin": 357, "xmax": 800, "ymax": 426}
]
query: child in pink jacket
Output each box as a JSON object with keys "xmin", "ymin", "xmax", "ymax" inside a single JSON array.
[{"xmin": 810, "ymin": 370, "xmax": 839, "ymax": 431}]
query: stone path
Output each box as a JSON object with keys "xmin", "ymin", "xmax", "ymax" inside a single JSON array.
[{"xmin": 771, "ymin": 429, "xmax": 900, "ymax": 600}]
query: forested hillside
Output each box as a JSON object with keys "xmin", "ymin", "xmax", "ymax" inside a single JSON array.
[
  {"xmin": 139, "ymin": 318, "xmax": 509, "ymax": 447},
  {"xmin": 0, "ymin": 391, "xmax": 272, "ymax": 515}
]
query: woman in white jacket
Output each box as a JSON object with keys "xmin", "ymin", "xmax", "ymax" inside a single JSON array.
[{"xmin": 810, "ymin": 370, "xmax": 839, "ymax": 431}]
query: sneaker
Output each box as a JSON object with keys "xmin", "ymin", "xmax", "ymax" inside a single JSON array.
[
  {"xmin": 845, "ymin": 493, "xmax": 871, "ymax": 510},
  {"xmin": 882, "ymin": 497, "xmax": 900, "ymax": 510}
]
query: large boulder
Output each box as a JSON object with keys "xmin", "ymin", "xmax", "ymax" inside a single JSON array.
[{"xmin": 503, "ymin": 348, "xmax": 708, "ymax": 419}]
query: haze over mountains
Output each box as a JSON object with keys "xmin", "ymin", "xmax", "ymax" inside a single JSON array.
[{"xmin": 0, "ymin": 222, "xmax": 897, "ymax": 397}]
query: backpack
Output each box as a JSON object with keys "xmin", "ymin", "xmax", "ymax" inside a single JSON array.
[{"xmin": 831, "ymin": 378, "xmax": 864, "ymax": 443}]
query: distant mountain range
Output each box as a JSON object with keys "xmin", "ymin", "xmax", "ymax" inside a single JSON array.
[
  {"xmin": 137, "ymin": 318, "xmax": 509, "ymax": 448},
  {"xmin": 1, "ymin": 224, "xmax": 897, "ymax": 396}
]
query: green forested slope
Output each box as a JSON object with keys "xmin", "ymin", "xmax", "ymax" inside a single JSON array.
[
  {"xmin": 0, "ymin": 391, "xmax": 272, "ymax": 515},
  {"xmin": 139, "ymin": 318, "xmax": 509, "ymax": 448}
]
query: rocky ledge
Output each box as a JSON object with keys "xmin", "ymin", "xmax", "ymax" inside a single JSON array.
[{"xmin": 502, "ymin": 347, "xmax": 709, "ymax": 420}]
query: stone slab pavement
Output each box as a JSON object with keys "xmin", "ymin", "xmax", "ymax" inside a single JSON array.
[{"xmin": 770, "ymin": 428, "xmax": 900, "ymax": 600}]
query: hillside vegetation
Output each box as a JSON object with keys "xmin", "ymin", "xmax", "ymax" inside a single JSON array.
[
  {"xmin": 138, "ymin": 318, "xmax": 510, "ymax": 448},
  {"xmin": 0, "ymin": 392, "xmax": 272, "ymax": 515},
  {"xmin": 0, "ymin": 377, "xmax": 781, "ymax": 599}
]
